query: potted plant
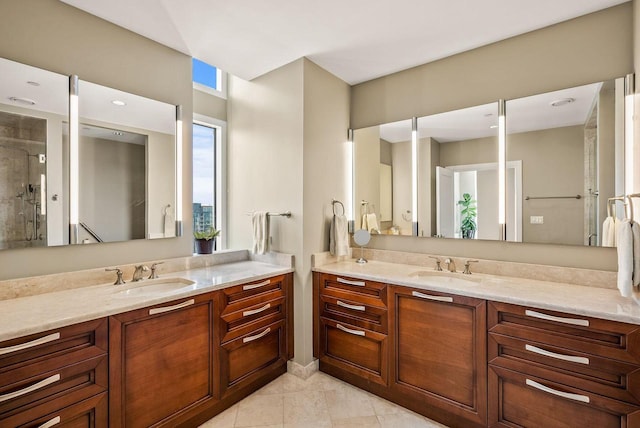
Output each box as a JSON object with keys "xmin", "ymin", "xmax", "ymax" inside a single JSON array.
[
  {"xmin": 194, "ymin": 227, "xmax": 220, "ymax": 254},
  {"xmin": 457, "ymin": 193, "xmax": 477, "ymax": 239}
]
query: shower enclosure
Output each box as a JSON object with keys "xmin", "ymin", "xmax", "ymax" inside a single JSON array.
[{"xmin": 0, "ymin": 111, "xmax": 47, "ymax": 249}]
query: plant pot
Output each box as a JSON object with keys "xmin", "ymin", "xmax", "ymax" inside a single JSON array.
[
  {"xmin": 195, "ymin": 238, "xmax": 214, "ymax": 254},
  {"xmin": 461, "ymin": 229, "xmax": 476, "ymax": 239}
]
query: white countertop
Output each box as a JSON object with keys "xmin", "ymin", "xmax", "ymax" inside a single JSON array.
[
  {"xmin": 0, "ymin": 260, "xmax": 294, "ymax": 342},
  {"xmin": 313, "ymin": 259, "xmax": 640, "ymax": 325}
]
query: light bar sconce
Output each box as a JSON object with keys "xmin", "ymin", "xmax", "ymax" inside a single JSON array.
[
  {"xmin": 411, "ymin": 117, "xmax": 418, "ymax": 236},
  {"xmin": 498, "ymin": 99, "xmax": 506, "ymax": 240},
  {"xmin": 625, "ymin": 74, "xmax": 635, "ymax": 194},
  {"xmin": 69, "ymin": 75, "xmax": 79, "ymax": 244},
  {"xmin": 347, "ymin": 128, "xmax": 355, "ymax": 233},
  {"xmin": 175, "ymin": 105, "xmax": 183, "ymax": 237}
]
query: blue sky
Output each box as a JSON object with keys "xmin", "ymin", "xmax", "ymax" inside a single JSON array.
[
  {"xmin": 193, "ymin": 123, "xmax": 214, "ymax": 206},
  {"xmin": 192, "ymin": 58, "xmax": 218, "ymax": 90}
]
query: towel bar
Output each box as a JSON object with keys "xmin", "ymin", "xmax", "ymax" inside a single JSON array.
[
  {"xmin": 246, "ymin": 211, "xmax": 292, "ymax": 218},
  {"xmin": 525, "ymin": 195, "xmax": 581, "ymax": 200}
]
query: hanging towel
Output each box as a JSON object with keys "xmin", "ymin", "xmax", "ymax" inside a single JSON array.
[
  {"xmin": 602, "ymin": 216, "xmax": 616, "ymax": 247},
  {"xmin": 617, "ymin": 219, "xmax": 634, "ymax": 297},
  {"xmin": 330, "ymin": 214, "xmax": 349, "ymax": 257},
  {"xmin": 366, "ymin": 213, "xmax": 379, "ymax": 233},
  {"xmin": 252, "ymin": 211, "xmax": 269, "ymax": 255},
  {"xmin": 163, "ymin": 205, "xmax": 175, "ymax": 238},
  {"xmin": 633, "ymin": 222, "xmax": 640, "ymax": 287},
  {"xmin": 361, "ymin": 214, "xmax": 368, "ymax": 231}
]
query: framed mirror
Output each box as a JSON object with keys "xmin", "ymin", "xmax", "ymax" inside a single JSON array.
[{"xmin": 353, "ymin": 119, "xmax": 414, "ymax": 235}]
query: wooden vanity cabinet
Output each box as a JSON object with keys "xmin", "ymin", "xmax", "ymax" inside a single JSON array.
[{"xmin": 109, "ymin": 293, "xmax": 217, "ymax": 428}]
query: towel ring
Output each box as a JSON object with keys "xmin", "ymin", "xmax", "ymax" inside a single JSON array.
[{"xmin": 332, "ymin": 199, "xmax": 345, "ymax": 216}]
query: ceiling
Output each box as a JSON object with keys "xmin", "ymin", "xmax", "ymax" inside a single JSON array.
[{"xmin": 59, "ymin": 0, "xmax": 628, "ymax": 85}]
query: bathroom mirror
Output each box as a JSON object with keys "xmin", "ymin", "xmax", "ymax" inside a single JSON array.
[
  {"xmin": 0, "ymin": 57, "xmax": 68, "ymax": 249},
  {"xmin": 506, "ymin": 77, "xmax": 625, "ymax": 246},
  {"xmin": 417, "ymin": 102, "xmax": 502, "ymax": 240},
  {"xmin": 353, "ymin": 119, "xmax": 414, "ymax": 235}
]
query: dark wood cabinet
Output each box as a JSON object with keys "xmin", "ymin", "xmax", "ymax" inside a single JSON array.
[
  {"xmin": 109, "ymin": 293, "xmax": 217, "ymax": 428},
  {"xmin": 390, "ymin": 286, "xmax": 487, "ymax": 427}
]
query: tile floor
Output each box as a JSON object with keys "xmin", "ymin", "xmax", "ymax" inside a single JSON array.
[{"xmin": 199, "ymin": 371, "xmax": 448, "ymax": 428}]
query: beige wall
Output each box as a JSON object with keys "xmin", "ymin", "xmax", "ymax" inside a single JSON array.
[
  {"xmin": 0, "ymin": 0, "xmax": 193, "ymax": 280},
  {"xmin": 391, "ymin": 141, "xmax": 412, "ymax": 234},
  {"xmin": 193, "ymin": 88, "xmax": 227, "ymax": 121},
  {"xmin": 353, "ymin": 126, "xmax": 381, "ymax": 225}
]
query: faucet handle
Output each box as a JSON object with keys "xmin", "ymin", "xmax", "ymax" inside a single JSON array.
[
  {"xmin": 428, "ymin": 256, "xmax": 442, "ymax": 271},
  {"xmin": 149, "ymin": 262, "xmax": 164, "ymax": 279},
  {"xmin": 105, "ymin": 267, "xmax": 125, "ymax": 285},
  {"xmin": 463, "ymin": 259, "xmax": 479, "ymax": 275}
]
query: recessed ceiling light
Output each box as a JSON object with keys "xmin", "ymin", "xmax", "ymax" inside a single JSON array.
[
  {"xmin": 26, "ymin": 81, "xmax": 40, "ymax": 87},
  {"xmin": 111, "ymin": 100, "xmax": 126, "ymax": 106},
  {"xmin": 8, "ymin": 96, "xmax": 36, "ymax": 106},
  {"xmin": 484, "ymin": 113, "xmax": 494, "ymax": 117},
  {"xmin": 490, "ymin": 125, "xmax": 498, "ymax": 129},
  {"xmin": 550, "ymin": 98, "xmax": 576, "ymax": 107},
  {"xmin": 113, "ymin": 131, "xmax": 124, "ymax": 136}
]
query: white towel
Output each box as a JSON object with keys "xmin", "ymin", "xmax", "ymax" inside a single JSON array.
[
  {"xmin": 361, "ymin": 214, "xmax": 368, "ymax": 230},
  {"xmin": 163, "ymin": 205, "xmax": 175, "ymax": 238},
  {"xmin": 602, "ymin": 216, "xmax": 616, "ymax": 247},
  {"xmin": 330, "ymin": 214, "xmax": 349, "ymax": 257},
  {"xmin": 633, "ymin": 222, "xmax": 640, "ymax": 287},
  {"xmin": 252, "ymin": 211, "xmax": 269, "ymax": 255},
  {"xmin": 617, "ymin": 219, "xmax": 633, "ymax": 297},
  {"xmin": 366, "ymin": 213, "xmax": 379, "ymax": 233}
]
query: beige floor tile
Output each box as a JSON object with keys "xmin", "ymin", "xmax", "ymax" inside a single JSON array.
[
  {"xmin": 283, "ymin": 420, "xmax": 332, "ymax": 428},
  {"xmin": 198, "ymin": 404, "xmax": 237, "ymax": 428},
  {"xmin": 305, "ymin": 372, "xmax": 350, "ymax": 392},
  {"xmin": 367, "ymin": 394, "xmax": 403, "ymax": 416},
  {"xmin": 283, "ymin": 390, "xmax": 329, "ymax": 424},
  {"xmin": 332, "ymin": 415, "xmax": 382, "ymax": 427},
  {"xmin": 234, "ymin": 393, "xmax": 284, "ymax": 427},
  {"xmin": 377, "ymin": 409, "xmax": 448, "ymax": 428},
  {"xmin": 258, "ymin": 372, "xmax": 312, "ymax": 395},
  {"xmin": 324, "ymin": 383, "xmax": 376, "ymax": 420}
]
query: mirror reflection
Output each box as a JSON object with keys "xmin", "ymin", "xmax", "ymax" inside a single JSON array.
[
  {"xmin": 506, "ymin": 78, "xmax": 625, "ymax": 246},
  {"xmin": 353, "ymin": 119, "xmax": 413, "ymax": 235}
]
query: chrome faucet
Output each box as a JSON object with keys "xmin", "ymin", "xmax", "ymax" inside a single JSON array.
[
  {"xmin": 463, "ymin": 259, "xmax": 479, "ymax": 275},
  {"xmin": 428, "ymin": 256, "xmax": 443, "ymax": 271},
  {"xmin": 105, "ymin": 267, "xmax": 125, "ymax": 285},
  {"xmin": 444, "ymin": 258, "xmax": 456, "ymax": 273},
  {"xmin": 132, "ymin": 265, "xmax": 149, "ymax": 282},
  {"xmin": 148, "ymin": 262, "xmax": 164, "ymax": 279}
]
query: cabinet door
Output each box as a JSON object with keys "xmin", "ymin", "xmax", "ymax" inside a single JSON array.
[
  {"xmin": 489, "ymin": 365, "xmax": 640, "ymax": 428},
  {"xmin": 219, "ymin": 319, "xmax": 288, "ymax": 397},
  {"xmin": 390, "ymin": 286, "xmax": 487, "ymax": 427},
  {"xmin": 109, "ymin": 294, "xmax": 216, "ymax": 428}
]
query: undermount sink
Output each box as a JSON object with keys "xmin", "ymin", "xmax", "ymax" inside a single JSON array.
[
  {"xmin": 408, "ymin": 271, "xmax": 481, "ymax": 286},
  {"xmin": 112, "ymin": 277, "xmax": 196, "ymax": 297}
]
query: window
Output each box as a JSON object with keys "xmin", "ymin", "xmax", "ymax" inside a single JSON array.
[{"xmin": 192, "ymin": 58, "xmax": 225, "ymax": 97}]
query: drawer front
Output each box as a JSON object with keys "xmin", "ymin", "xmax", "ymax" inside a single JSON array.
[
  {"xmin": 490, "ymin": 333, "xmax": 640, "ymax": 405},
  {"xmin": 489, "ymin": 301, "xmax": 640, "ymax": 365},
  {"xmin": 489, "ymin": 365, "xmax": 640, "ymax": 428},
  {"xmin": 220, "ymin": 295, "xmax": 286, "ymax": 343},
  {"xmin": 318, "ymin": 274, "xmax": 387, "ymax": 308},
  {"xmin": 220, "ymin": 319, "xmax": 287, "ymax": 395},
  {"xmin": 0, "ymin": 319, "xmax": 108, "ymax": 372},
  {"xmin": 320, "ymin": 294, "xmax": 388, "ymax": 334},
  {"xmin": 319, "ymin": 317, "xmax": 388, "ymax": 386},
  {"xmin": 0, "ymin": 355, "xmax": 107, "ymax": 420},
  {"xmin": 221, "ymin": 275, "xmax": 286, "ymax": 311},
  {"xmin": 1, "ymin": 391, "xmax": 108, "ymax": 428}
]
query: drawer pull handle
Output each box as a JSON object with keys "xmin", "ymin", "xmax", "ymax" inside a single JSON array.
[
  {"xmin": 337, "ymin": 300, "xmax": 366, "ymax": 311},
  {"xmin": 0, "ymin": 373, "xmax": 61, "ymax": 403},
  {"xmin": 337, "ymin": 277, "xmax": 366, "ymax": 287},
  {"xmin": 525, "ymin": 310, "xmax": 589, "ymax": 327},
  {"xmin": 243, "ymin": 303, "xmax": 271, "ymax": 317},
  {"xmin": 39, "ymin": 416, "xmax": 61, "ymax": 428},
  {"xmin": 243, "ymin": 327, "xmax": 271, "ymax": 343},
  {"xmin": 525, "ymin": 344, "xmax": 590, "ymax": 365},
  {"xmin": 243, "ymin": 280, "xmax": 270, "ymax": 291},
  {"xmin": 149, "ymin": 299, "xmax": 195, "ymax": 315},
  {"xmin": 336, "ymin": 323, "xmax": 366, "ymax": 337},
  {"xmin": 412, "ymin": 291, "xmax": 453, "ymax": 303},
  {"xmin": 525, "ymin": 379, "xmax": 590, "ymax": 403},
  {"xmin": 0, "ymin": 332, "xmax": 61, "ymax": 356}
]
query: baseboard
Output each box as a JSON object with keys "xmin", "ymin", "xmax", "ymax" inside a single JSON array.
[{"xmin": 287, "ymin": 359, "xmax": 319, "ymax": 380}]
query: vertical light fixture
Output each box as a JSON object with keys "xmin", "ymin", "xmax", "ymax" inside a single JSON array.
[
  {"xmin": 40, "ymin": 174, "xmax": 46, "ymax": 216},
  {"xmin": 498, "ymin": 99, "xmax": 507, "ymax": 240},
  {"xmin": 69, "ymin": 75, "xmax": 79, "ymax": 244},
  {"xmin": 347, "ymin": 128, "xmax": 355, "ymax": 233},
  {"xmin": 411, "ymin": 117, "xmax": 418, "ymax": 236},
  {"xmin": 175, "ymin": 105, "xmax": 183, "ymax": 236},
  {"xmin": 625, "ymin": 74, "xmax": 635, "ymax": 194}
]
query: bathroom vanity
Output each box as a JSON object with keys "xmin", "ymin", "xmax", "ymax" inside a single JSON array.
[
  {"xmin": 0, "ymin": 255, "xmax": 294, "ymax": 427},
  {"xmin": 313, "ymin": 254, "xmax": 640, "ymax": 428}
]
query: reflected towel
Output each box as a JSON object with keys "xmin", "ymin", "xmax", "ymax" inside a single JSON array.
[
  {"xmin": 163, "ymin": 205, "xmax": 175, "ymax": 238},
  {"xmin": 330, "ymin": 214, "xmax": 349, "ymax": 257},
  {"xmin": 602, "ymin": 216, "xmax": 616, "ymax": 247},
  {"xmin": 252, "ymin": 211, "xmax": 269, "ymax": 255},
  {"xmin": 366, "ymin": 213, "xmax": 379, "ymax": 233},
  {"xmin": 361, "ymin": 214, "xmax": 368, "ymax": 230},
  {"xmin": 617, "ymin": 219, "xmax": 633, "ymax": 297},
  {"xmin": 633, "ymin": 222, "xmax": 640, "ymax": 287}
]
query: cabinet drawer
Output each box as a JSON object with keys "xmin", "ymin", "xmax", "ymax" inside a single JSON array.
[
  {"xmin": 318, "ymin": 317, "xmax": 388, "ymax": 386},
  {"xmin": 0, "ymin": 319, "xmax": 108, "ymax": 372},
  {"xmin": 220, "ymin": 275, "xmax": 286, "ymax": 311},
  {"xmin": 0, "ymin": 355, "xmax": 107, "ymax": 420},
  {"xmin": 489, "ymin": 301, "xmax": 640, "ymax": 365},
  {"xmin": 318, "ymin": 274, "xmax": 387, "ymax": 308},
  {"xmin": 489, "ymin": 333, "xmax": 640, "ymax": 405},
  {"xmin": 1, "ymin": 391, "xmax": 108, "ymax": 428},
  {"xmin": 219, "ymin": 295, "xmax": 286, "ymax": 343},
  {"xmin": 320, "ymin": 294, "xmax": 388, "ymax": 334},
  {"xmin": 220, "ymin": 319, "xmax": 287, "ymax": 396},
  {"xmin": 489, "ymin": 365, "xmax": 640, "ymax": 428}
]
